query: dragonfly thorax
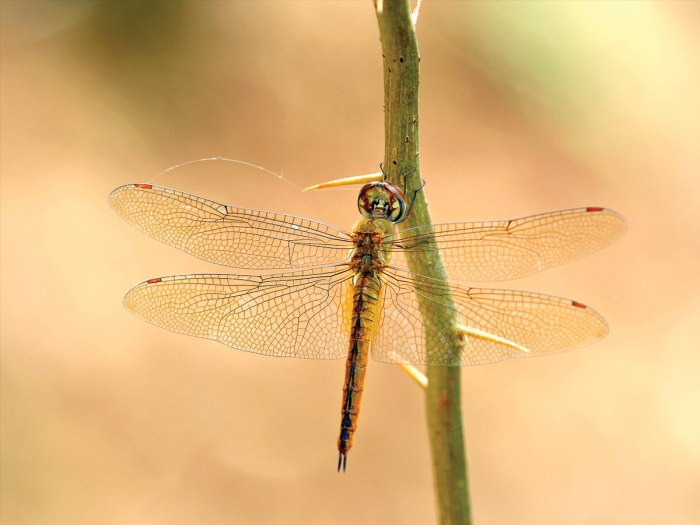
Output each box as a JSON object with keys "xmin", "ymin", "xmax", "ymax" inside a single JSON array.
[{"xmin": 349, "ymin": 217, "xmax": 394, "ymax": 273}]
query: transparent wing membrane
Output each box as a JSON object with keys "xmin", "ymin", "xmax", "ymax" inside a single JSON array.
[
  {"xmin": 124, "ymin": 267, "xmax": 354, "ymax": 359},
  {"xmin": 111, "ymin": 183, "xmax": 621, "ymax": 366},
  {"xmin": 124, "ymin": 266, "xmax": 608, "ymax": 366},
  {"xmin": 110, "ymin": 185, "xmax": 624, "ymax": 282},
  {"xmin": 390, "ymin": 207, "xmax": 626, "ymax": 282},
  {"xmin": 109, "ymin": 184, "xmax": 351, "ymax": 269},
  {"xmin": 371, "ymin": 269, "xmax": 608, "ymax": 366}
]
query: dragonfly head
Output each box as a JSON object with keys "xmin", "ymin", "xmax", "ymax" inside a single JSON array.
[{"xmin": 357, "ymin": 182, "xmax": 407, "ymax": 222}]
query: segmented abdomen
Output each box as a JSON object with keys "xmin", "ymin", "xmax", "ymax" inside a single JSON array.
[{"xmin": 337, "ymin": 271, "xmax": 383, "ymax": 470}]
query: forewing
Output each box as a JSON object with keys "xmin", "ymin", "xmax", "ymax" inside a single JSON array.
[
  {"xmin": 371, "ymin": 269, "xmax": 608, "ymax": 366},
  {"xmin": 109, "ymin": 184, "xmax": 351, "ymax": 269},
  {"xmin": 390, "ymin": 207, "xmax": 626, "ymax": 282},
  {"xmin": 124, "ymin": 266, "xmax": 354, "ymax": 359}
]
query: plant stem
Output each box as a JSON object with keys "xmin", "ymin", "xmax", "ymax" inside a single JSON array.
[{"xmin": 374, "ymin": 1, "xmax": 472, "ymax": 523}]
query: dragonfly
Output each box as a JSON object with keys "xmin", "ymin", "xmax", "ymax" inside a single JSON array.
[{"xmin": 109, "ymin": 179, "xmax": 625, "ymax": 471}]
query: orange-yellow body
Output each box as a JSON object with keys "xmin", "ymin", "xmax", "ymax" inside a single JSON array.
[{"xmin": 337, "ymin": 217, "xmax": 394, "ymax": 470}]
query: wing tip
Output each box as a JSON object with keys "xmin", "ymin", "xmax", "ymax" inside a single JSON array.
[
  {"xmin": 108, "ymin": 182, "xmax": 156, "ymax": 206},
  {"xmin": 585, "ymin": 206, "xmax": 628, "ymax": 234}
]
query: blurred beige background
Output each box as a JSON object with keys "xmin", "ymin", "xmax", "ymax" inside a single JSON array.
[{"xmin": 1, "ymin": 1, "xmax": 699, "ymax": 524}]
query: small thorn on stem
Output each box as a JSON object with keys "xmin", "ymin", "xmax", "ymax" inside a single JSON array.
[{"xmin": 303, "ymin": 173, "xmax": 383, "ymax": 192}]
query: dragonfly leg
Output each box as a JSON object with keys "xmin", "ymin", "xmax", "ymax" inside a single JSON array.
[
  {"xmin": 376, "ymin": 162, "xmax": 424, "ymax": 223},
  {"xmin": 396, "ymin": 176, "xmax": 426, "ymax": 224}
]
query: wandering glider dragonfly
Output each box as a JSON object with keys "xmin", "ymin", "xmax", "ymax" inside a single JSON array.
[{"xmin": 109, "ymin": 180, "xmax": 625, "ymax": 471}]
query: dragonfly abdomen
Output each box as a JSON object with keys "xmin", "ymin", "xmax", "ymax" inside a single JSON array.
[{"xmin": 337, "ymin": 270, "xmax": 383, "ymax": 472}]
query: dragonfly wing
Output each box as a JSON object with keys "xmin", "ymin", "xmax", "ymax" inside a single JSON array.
[
  {"xmin": 389, "ymin": 207, "xmax": 626, "ymax": 282},
  {"xmin": 109, "ymin": 184, "xmax": 352, "ymax": 269},
  {"xmin": 371, "ymin": 269, "xmax": 608, "ymax": 366},
  {"xmin": 124, "ymin": 266, "xmax": 354, "ymax": 359}
]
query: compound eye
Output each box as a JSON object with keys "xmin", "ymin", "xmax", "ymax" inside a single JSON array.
[{"xmin": 357, "ymin": 184, "xmax": 376, "ymax": 219}]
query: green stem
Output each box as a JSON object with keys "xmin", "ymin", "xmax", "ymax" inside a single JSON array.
[{"xmin": 374, "ymin": 1, "xmax": 472, "ymax": 523}]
